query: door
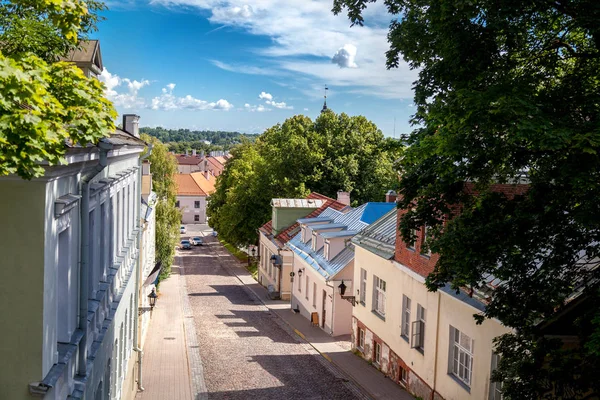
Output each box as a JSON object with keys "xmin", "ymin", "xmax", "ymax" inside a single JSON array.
[{"xmin": 322, "ymin": 290, "xmax": 327, "ymax": 328}]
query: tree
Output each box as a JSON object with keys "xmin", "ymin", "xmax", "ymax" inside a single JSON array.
[
  {"xmin": 141, "ymin": 134, "xmax": 181, "ymax": 281},
  {"xmin": 333, "ymin": 0, "xmax": 600, "ymax": 398},
  {"xmin": 207, "ymin": 110, "xmax": 401, "ymax": 247},
  {"xmin": 0, "ymin": 0, "xmax": 115, "ymax": 180}
]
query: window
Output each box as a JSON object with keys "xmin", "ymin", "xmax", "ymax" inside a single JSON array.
[
  {"xmin": 194, "ymin": 215, "xmax": 200, "ymax": 222},
  {"xmin": 312, "ymin": 282, "xmax": 317, "ymax": 307},
  {"xmin": 489, "ymin": 353, "xmax": 503, "ymax": 400},
  {"xmin": 400, "ymin": 366, "xmax": 408, "ymax": 384},
  {"xmin": 358, "ymin": 328, "xmax": 365, "ymax": 350},
  {"xmin": 175, "ymin": 200, "xmax": 180, "ymax": 208},
  {"xmin": 305, "ymin": 276, "xmax": 309, "ymax": 300},
  {"xmin": 421, "ymin": 226, "xmax": 432, "ymax": 257},
  {"xmin": 360, "ymin": 269, "xmax": 367, "ymax": 304},
  {"xmin": 449, "ymin": 326, "xmax": 474, "ymax": 387},
  {"xmin": 194, "ymin": 201, "xmax": 200, "ymax": 208},
  {"xmin": 401, "ymin": 295, "xmax": 411, "ymax": 339},
  {"xmin": 374, "ymin": 342, "xmax": 381, "ymax": 365},
  {"xmin": 373, "ymin": 276, "xmax": 386, "ymax": 317},
  {"xmin": 411, "ymin": 304, "xmax": 426, "ymax": 351},
  {"xmin": 407, "ymin": 229, "xmax": 418, "ymax": 250},
  {"xmin": 298, "ymin": 272, "xmax": 302, "ymax": 292}
]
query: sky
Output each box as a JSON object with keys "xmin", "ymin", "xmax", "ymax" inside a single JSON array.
[{"xmin": 96, "ymin": 0, "xmax": 418, "ymax": 136}]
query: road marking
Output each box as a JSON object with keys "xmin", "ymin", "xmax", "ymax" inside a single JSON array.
[
  {"xmin": 294, "ymin": 329, "xmax": 306, "ymax": 340},
  {"xmin": 322, "ymin": 353, "xmax": 332, "ymax": 363}
]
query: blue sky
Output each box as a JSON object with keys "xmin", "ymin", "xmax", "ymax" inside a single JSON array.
[{"xmin": 97, "ymin": 0, "xmax": 417, "ymax": 136}]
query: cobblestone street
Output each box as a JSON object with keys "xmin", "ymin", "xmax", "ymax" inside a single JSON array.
[{"xmin": 180, "ymin": 226, "xmax": 364, "ymax": 400}]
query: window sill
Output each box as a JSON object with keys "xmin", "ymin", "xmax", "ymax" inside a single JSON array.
[
  {"xmin": 414, "ymin": 347, "xmax": 424, "ymax": 355},
  {"xmin": 360, "ymin": 301, "xmax": 366, "ymax": 307},
  {"xmin": 400, "ymin": 334, "xmax": 409, "ymax": 343},
  {"xmin": 419, "ymin": 253, "xmax": 431, "ymax": 260},
  {"xmin": 406, "ymin": 247, "xmax": 415, "ymax": 253},
  {"xmin": 448, "ymin": 373, "xmax": 471, "ymax": 393},
  {"xmin": 372, "ymin": 310, "xmax": 386, "ymax": 321}
]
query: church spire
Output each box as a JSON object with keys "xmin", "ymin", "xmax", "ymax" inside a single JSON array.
[{"xmin": 321, "ymin": 85, "xmax": 329, "ymax": 113}]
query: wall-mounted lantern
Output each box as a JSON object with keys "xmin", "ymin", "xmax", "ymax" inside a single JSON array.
[{"xmin": 337, "ymin": 280, "xmax": 357, "ymax": 306}]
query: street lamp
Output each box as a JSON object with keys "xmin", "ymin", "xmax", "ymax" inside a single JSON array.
[
  {"xmin": 337, "ymin": 280, "xmax": 357, "ymax": 306},
  {"xmin": 148, "ymin": 288, "xmax": 158, "ymax": 310}
]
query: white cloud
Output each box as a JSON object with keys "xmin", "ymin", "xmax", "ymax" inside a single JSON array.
[
  {"xmin": 265, "ymin": 100, "xmax": 293, "ymax": 110},
  {"xmin": 304, "ymin": 108, "xmax": 309, "ymax": 111},
  {"xmin": 244, "ymin": 103, "xmax": 270, "ymax": 112},
  {"xmin": 99, "ymin": 68, "xmax": 147, "ymax": 109},
  {"xmin": 258, "ymin": 92, "xmax": 273, "ymax": 101},
  {"xmin": 332, "ymin": 44, "xmax": 358, "ymax": 68},
  {"xmin": 151, "ymin": 0, "xmax": 417, "ymax": 99},
  {"xmin": 152, "ymin": 84, "xmax": 233, "ymax": 111}
]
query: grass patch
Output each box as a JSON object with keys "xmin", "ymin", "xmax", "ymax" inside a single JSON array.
[
  {"xmin": 219, "ymin": 238, "xmax": 249, "ymax": 262},
  {"xmin": 218, "ymin": 239, "xmax": 259, "ymax": 280}
]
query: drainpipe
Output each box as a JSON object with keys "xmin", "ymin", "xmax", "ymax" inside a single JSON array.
[
  {"xmin": 134, "ymin": 144, "xmax": 153, "ymax": 391},
  {"xmin": 78, "ymin": 139, "xmax": 114, "ymax": 376},
  {"xmin": 431, "ymin": 290, "xmax": 442, "ymax": 399},
  {"xmin": 326, "ymin": 280, "xmax": 335, "ymax": 336}
]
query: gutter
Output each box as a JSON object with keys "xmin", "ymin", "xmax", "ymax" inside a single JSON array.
[
  {"xmin": 78, "ymin": 139, "xmax": 114, "ymax": 376},
  {"xmin": 134, "ymin": 144, "xmax": 153, "ymax": 391}
]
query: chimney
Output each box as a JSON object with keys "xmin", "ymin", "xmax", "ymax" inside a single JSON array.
[
  {"xmin": 385, "ymin": 190, "xmax": 397, "ymax": 203},
  {"xmin": 185, "ymin": 149, "xmax": 189, "ymax": 156},
  {"xmin": 122, "ymin": 114, "xmax": 140, "ymax": 137},
  {"xmin": 192, "ymin": 149, "xmax": 196, "ymax": 156},
  {"xmin": 204, "ymin": 171, "xmax": 210, "ymax": 180},
  {"xmin": 337, "ymin": 190, "xmax": 351, "ymax": 206}
]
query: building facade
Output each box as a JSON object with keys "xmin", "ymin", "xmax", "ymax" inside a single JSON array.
[
  {"xmin": 258, "ymin": 193, "xmax": 348, "ymax": 300},
  {"xmin": 287, "ymin": 202, "xmax": 396, "ymax": 336},
  {"xmin": 350, "ymin": 205, "xmax": 509, "ymax": 400},
  {"xmin": 175, "ymin": 172, "xmax": 215, "ymax": 224},
  {"xmin": 0, "ymin": 117, "xmax": 149, "ymax": 399}
]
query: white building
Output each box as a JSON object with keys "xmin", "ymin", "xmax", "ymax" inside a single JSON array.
[
  {"xmin": 287, "ymin": 202, "xmax": 395, "ymax": 336},
  {"xmin": 175, "ymin": 171, "xmax": 215, "ymax": 224}
]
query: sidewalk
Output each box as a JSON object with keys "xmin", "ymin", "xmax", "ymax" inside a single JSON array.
[
  {"xmin": 226, "ymin": 260, "xmax": 415, "ymax": 400},
  {"xmin": 135, "ymin": 266, "xmax": 206, "ymax": 400}
]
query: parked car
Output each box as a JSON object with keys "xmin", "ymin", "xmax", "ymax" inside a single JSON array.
[
  {"xmin": 191, "ymin": 237, "xmax": 203, "ymax": 246},
  {"xmin": 180, "ymin": 240, "xmax": 192, "ymax": 250},
  {"xmin": 180, "ymin": 225, "xmax": 186, "ymax": 234}
]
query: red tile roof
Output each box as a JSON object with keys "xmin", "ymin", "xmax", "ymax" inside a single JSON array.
[
  {"xmin": 174, "ymin": 154, "xmax": 204, "ymax": 165},
  {"xmin": 259, "ymin": 192, "xmax": 349, "ymax": 247},
  {"xmin": 175, "ymin": 174, "xmax": 206, "ymax": 196}
]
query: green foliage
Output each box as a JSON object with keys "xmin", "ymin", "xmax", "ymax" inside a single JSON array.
[
  {"xmin": 207, "ymin": 110, "xmax": 402, "ymax": 247},
  {"xmin": 334, "ymin": 0, "xmax": 600, "ymax": 398},
  {"xmin": 0, "ymin": 0, "xmax": 115, "ymax": 180},
  {"xmin": 141, "ymin": 134, "xmax": 181, "ymax": 281},
  {"xmin": 139, "ymin": 126, "xmax": 258, "ymax": 153}
]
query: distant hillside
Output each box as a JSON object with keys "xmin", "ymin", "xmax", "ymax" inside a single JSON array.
[{"xmin": 140, "ymin": 127, "xmax": 257, "ymax": 151}]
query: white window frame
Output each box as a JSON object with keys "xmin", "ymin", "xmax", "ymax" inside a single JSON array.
[
  {"xmin": 400, "ymin": 366, "xmax": 408, "ymax": 385},
  {"xmin": 401, "ymin": 295, "xmax": 411, "ymax": 338},
  {"xmin": 422, "ymin": 226, "xmax": 432, "ymax": 257},
  {"xmin": 358, "ymin": 328, "xmax": 365, "ymax": 350},
  {"xmin": 489, "ymin": 353, "xmax": 503, "ymax": 400},
  {"xmin": 411, "ymin": 304, "xmax": 426, "ymax": 351},
  {"xmin": 374, "ymin": 342, "xmax": 381, "ymax": 365},
  {"xmin": 449, "ymin": 326, "xmax": 474, "ymax": 387},
  {"xmin": 360, "ymin": 268, "xmax": 367, "ymax": 304},
  {"xmin": 324, "ymin": 241, "xmax": 330, "ymax": 260},
  {"xmin": 373, "ymin": 275, "xmax": 386, "ymax": 317}
]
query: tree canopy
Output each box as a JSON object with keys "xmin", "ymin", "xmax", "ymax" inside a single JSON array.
[
  {"xmin": 141, "ymin": 134, "xmax": 181, "ymax": 281},
  {"xmin": 207, "ymin": 110, "xmax": 402, "ymax": 247},
  {"xmin": 139, "ymin": 126, "xmax": 257, "ymax": 152},
  {"xmin": 0, "ymin": 0, "xmax": 115, "ymax": 180},
  {"xmin": 333, "ymin": 0, "xmax": 600, "ymax": 398}
]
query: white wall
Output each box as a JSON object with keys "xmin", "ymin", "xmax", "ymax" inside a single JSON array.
[{"xmin": 177, "ymin": 195, "xmax": 207, "ymax": 224}]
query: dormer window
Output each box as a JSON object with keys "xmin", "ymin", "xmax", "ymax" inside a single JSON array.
[
  {"xmin": 312, "ymin": 231, "xmax": 318, "ymax": 251},
  {"xmin": 324, "ymin": 241, "xmax": 330, "ymax": 260}
]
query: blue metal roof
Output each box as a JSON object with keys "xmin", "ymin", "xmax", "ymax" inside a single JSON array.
[
  {"xmin": 309, "ymin": 223, "xmax": 348, "ymax": 231},
  {"xmin": 359, "ymin": 202, "xmax": 396, "ymax": 224},
  {"xmin": 287, "ymin": 202, "xmax": 394, "ymax": 279},
  {"xmin": 352, "ymin": 208, "xmax": 397, "ymax": 259},
  {"xmin": 297, "ymin": 216, "xmax": 334, "ymax": 224},
  {"xmin": 320, "ymin": 230, "xmax": 359, "ymax": 239}
]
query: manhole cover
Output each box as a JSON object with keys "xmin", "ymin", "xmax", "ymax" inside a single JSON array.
[{"xmin": 164, "ymin": 337, "xmax": 176, "ymax": 340}]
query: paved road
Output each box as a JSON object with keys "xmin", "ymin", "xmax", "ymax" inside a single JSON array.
[{"xmin": 179, "ymin": 227, "xmax": 362, "ymax": 400}]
